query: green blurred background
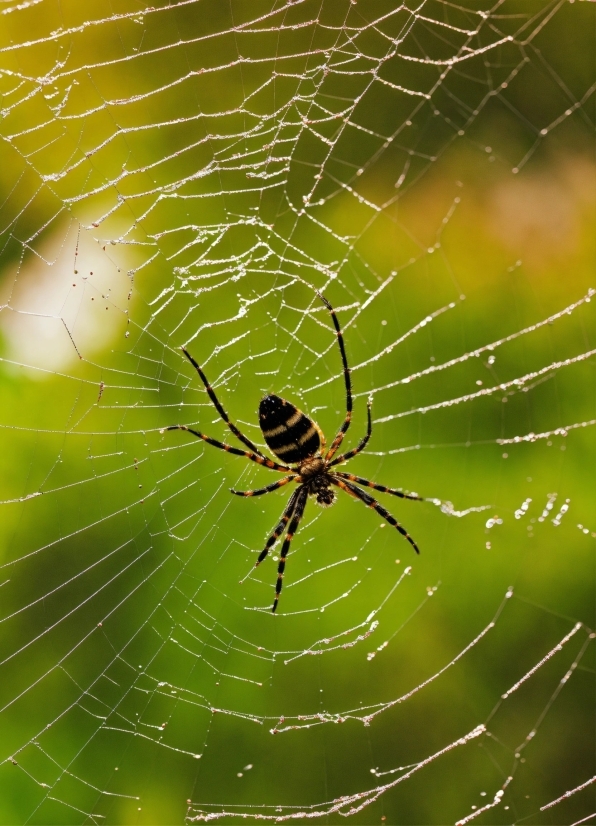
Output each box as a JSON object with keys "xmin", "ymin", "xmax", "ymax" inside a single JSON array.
[{"xmin": 0, "ymin": 1, "xmax": 595, "ymax": 823}]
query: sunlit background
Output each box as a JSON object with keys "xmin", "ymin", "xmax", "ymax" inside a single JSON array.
[{"xmin": 0, "ymin": 1, "xmax": 595, "ymax": 824}]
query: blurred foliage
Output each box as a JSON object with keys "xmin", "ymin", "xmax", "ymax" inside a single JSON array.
[{"xmin": 0, "ymin": 1, "xmax": 595, "ymax": 824}]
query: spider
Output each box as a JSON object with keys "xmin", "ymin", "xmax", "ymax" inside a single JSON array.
[{"xmin": 165, "ymin": 293, "xmax": 423, "ymax": 612}]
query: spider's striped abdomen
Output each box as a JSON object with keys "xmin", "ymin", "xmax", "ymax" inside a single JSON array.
[{"xmin": 259, "ymin": 395, "xmax": 321, "ymax": 464}]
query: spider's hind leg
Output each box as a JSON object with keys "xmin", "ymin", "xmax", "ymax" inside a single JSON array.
[
  {"xmin": 181, "ymin": 347, "xmax": 268, "ymax": 459},
  {"xmin": 329, "ymin": 397, "xmax": 372, "ymax": 467},
  {"xmin": 317, "ymin": 293, "xmax": 353, "ymax": 463},
  {"xmin": 163, "ymin": 425, "xmax": 291, "ymax": 471}
]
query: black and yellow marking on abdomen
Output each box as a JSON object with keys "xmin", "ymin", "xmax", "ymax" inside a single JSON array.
[{"xmin": 259, "ymin": 394, "xmax": 321, "ymax": 464}]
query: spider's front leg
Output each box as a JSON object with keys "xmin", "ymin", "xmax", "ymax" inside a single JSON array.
[
  {"xmin": 272, "ymin": 486, "xmax": 308, "ymax": 612},
  {"xmin": 332, "ymin": 477, "xmax": 420, "ymax": 554},
  {"xmin": 333, "ymin": 472, "xmax": 422, "ymax": 501},
  {"xmin": 254, "ymin": 487, "xmax": 303, "ymax": 569}
]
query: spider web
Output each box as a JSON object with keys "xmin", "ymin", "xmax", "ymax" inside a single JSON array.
[{"xmin": 0, "ymin": 1, "xmax": 595, "ymax": 823}]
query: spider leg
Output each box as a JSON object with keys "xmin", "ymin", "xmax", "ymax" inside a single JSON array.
[
  {"xmin": 272, "ymin": 486, "xmax": 308, "ymax": 612},
  {"xmin": 332, "ymin": 478, "xmax": 420, "ymax": 554},
  {"xmin": 163, "ymin": 425, "xmax": 291, "ymax": 472},
  {"xmin": 231, "ymin": 476, "xmax": 297, "ymax": 497},
  {"xmin": 181, "ymin": 347, "xmax": 268, "ymax": 459},
  {"xmin": 329, "ymin": 396, "xmax": 372, "ymax": 467},
  {"xmin": 317, "ymin": 294, "xmax": 353, "ymax": 463},
  {"xmin": 333, "ymin": 472, "xmax": 422, "ymax": 501},
  {"xmin": 255, "ymin": 487, "xmax": 302, "ymax": 568}
]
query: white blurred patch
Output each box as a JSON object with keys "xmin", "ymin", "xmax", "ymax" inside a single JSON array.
[{"xmin": 0, "ymin": 221, "xmax": 133, "ymax": 378}]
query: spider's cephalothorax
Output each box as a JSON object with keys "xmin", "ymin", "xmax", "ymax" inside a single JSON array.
[
  {"xmin": 299, "ymin": 457, "xmax": 336, "ymax": 508},
  {"xmin": 165, "ymin": 292, "xmax": 425, "ymax": 612}
]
